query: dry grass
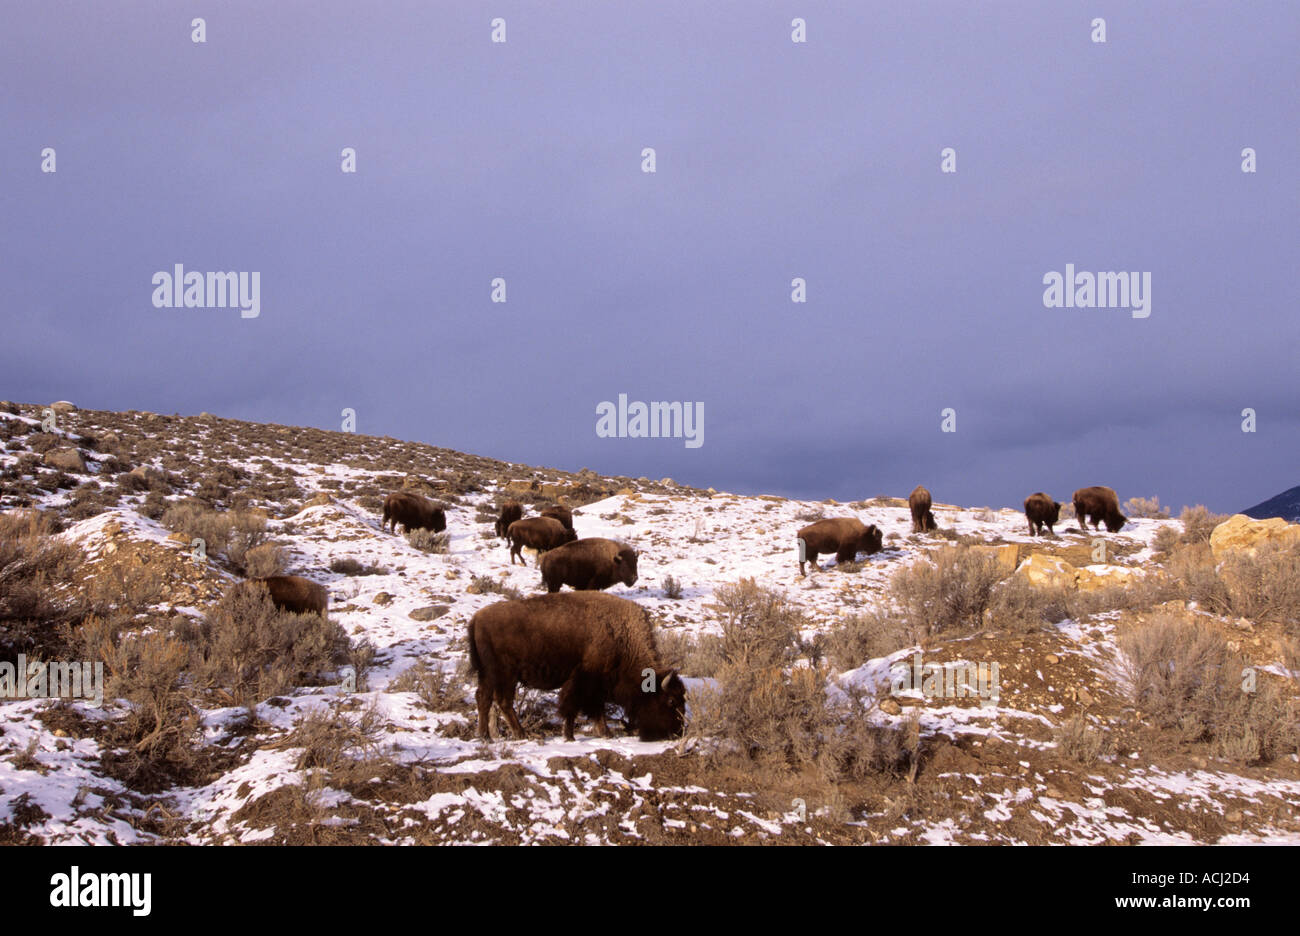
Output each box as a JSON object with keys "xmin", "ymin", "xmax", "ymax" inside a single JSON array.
[
  {"xmin": 1119, "ymin": 613, "xmax": 1298, "ymax": 764},
  {"xmin": 889, "ymin": 546, "xmax": 1003, "ymax": 636},
  {"xmin": 1123, "ymin": 495, "xmax": 1170, "ymax": 519}
]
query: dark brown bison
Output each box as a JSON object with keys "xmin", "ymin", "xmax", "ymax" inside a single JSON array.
[
  {"xmin": 1073, "ymin": 486, "xmax": 1127, "ymax": 533},
  {"xmin": 494, "ymin": 501, "xmax": 523, "ymax": 539},
  {"xmin": 506, "ymin": 516, "xmax": 577, "ymax": 565},
  {"xmin": 540, "ymin": 504, "xmax": 574, "ymax": 533},
  {"xmin": 467, "ymin": 592, "xmax": 686, "ymax": 741},
  {"xmin": 909, "ymin": 485, "xmax": 937, "ymax": 533},
  {"xmin": 796, "ymin": 517, "xmax": 884, "ymax": 576},
  {"xmin": 250, "ymin": 575, "xmax": 328, "ymax": 616},
  {"xmin": 382, "ymin": 491, "xmax": 446, "ymax": 534},
  {"xmin": 540, "ymin": 538, "xmax": 638, "ymax": 593},
  {"xmin": 1024, "ymin": 492, "xmax": 1062, "ymax": 536}
]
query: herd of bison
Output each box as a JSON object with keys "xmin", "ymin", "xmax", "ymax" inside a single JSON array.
[{"xmin": 239, "ymin": 484, "xmax": 1130, "ymax": 743}]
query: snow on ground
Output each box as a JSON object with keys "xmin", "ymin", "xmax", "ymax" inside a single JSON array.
[{"xmin": 2, "ymin": 415, "xmax": 1297, "ymax": 844}]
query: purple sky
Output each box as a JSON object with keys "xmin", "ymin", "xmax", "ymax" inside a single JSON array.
[{"xmin": 3, "ymin": 2, "xmax": 1296, "ymax": 513}]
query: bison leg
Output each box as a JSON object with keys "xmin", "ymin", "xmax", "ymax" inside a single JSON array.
[
  {"xmin": 476, "ymin": 684, "xmax": 493, "ymax": 739},
  {"xmin": 498, "ymin": 688, "xmax": 527, "ymax": 739}
]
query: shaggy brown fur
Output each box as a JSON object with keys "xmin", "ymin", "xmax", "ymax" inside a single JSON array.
[
  {"xmin": 506, "ymin": 516, "xmax": 577, "ymax": 565},
  {"xmin": 1073, "ymin": 486, "xmax": 1127, "ymax": 533},
  {"xmin": 540, "ymin": 504, "xmax": 574, "ymax": 533},
  {"xmin": 494, "ymin": 501, "xmax": 523, "ymax": 539},
  {"xmin": 909, "ymin": 485, "xmax": 937, "ymax": 533},
  {"xmin": 382, "ymin": 491, "xmax": 446, "ymax": 534},
  {"xmin": 250, "ymin": 575, "xmax": 328, "ymax": 616},
  {"xmin": 539, "ymin": 538, "xmax": 638, "ymax": 593},
  {"xmin": 467, "ymin": 592, "xmax": 685, "ymax": 741},
  {"xmin": 1024, "ymin": 492, "xmax": 1062, "ymax": 536},
  {"xmin": 796, "ymin": 517, "xmax": 884, "ymax": 576}
]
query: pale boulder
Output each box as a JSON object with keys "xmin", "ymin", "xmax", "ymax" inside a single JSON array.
[{"xmin": 1209, "ymin": 514, "xmax": 1300, "ymax": 560}]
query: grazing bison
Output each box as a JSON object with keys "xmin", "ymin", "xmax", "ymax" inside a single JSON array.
[
  {"xmin": 540, "ymin": 504, "xmax": 574, "ymax": 533},
  {"xmin": 382, "ymin": 491, "xmax": 446, "ymax": 534},
  {"xmin": 796, "ymin": 517, "xmax": 884, "ymax": 576},
  {"xmin": 1023, "ymin": 492, "xmax": 1062, "ymax": 536},
  {"xmin": 1073, "ymin": 486, "xmax": 1127, "ymax": 533},
  {"xmin": 468, "ymin": 592, "xmax": 686, "ymax": 741},
  {"xmin": 494, "ymin": 501, "xmax": 523, "ymax": 539},
  {"xmin": 251, "ymin": 575, "xmax": 328, "ymax": 616},
  {"xmin": 540, "ymin": 538, "xmax": 639, "ymax": 593},
  {"xmin": 506, "ymin": 516, "xmax": 577, "ymax": 565},
  {"xmin": 909, "ymin": 485, "xmax": 937, "ymax": 533}
]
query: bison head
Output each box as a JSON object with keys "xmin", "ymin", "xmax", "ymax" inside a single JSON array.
[
  {"xmin": 1048, "ymin": 500, "xmax": 1062, "ymax": 524},
  {"xmin": 861, "ymin": 524, "xmax": 884, "ymax": 555},
  {"xmin": 634, "ymin": 669, "xmax": 686, "ymax": 741},
  {"xmin": 1104, "ymin": 512, "xmax": 1127, "ymax": 532},
  {"xmin": 614, "ymin": 546, "xmax": 639, "ymax": 586}
]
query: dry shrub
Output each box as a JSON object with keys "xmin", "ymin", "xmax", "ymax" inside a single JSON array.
[
  {"xmin": 243, "ymin": 542, "xmax": 285, "ymax": 578},
  {"xmin": 1153, "ymin": 524, "xmax": 1182, "ymax": 555},
  {"xmin": 329, "ymin": 557, "xmax": 386, "ymax": 576},
  {"xmin": 1166, "ymin": 544, "xmax": 1231, "ymax": 615},
  {"xmin": 406, "ymin": 529, "xmax": 449, "ymax": 553},
  {"xmin": 825, "ymin": 610, "xmax": 910, "ymax": 672},
  {"xmin": 889, "ymin": 547, "xmax": 1003, "ymax": 636},
  {"xmin": 655, "ymin": 629, "xmax": 725, "ymax": 678},
  {"xmin": 1179, "ymin": 505, "xmax": 1227, "ymax": 544},
  {"xmin": 389, "ymin": 659, "xmax": 462, "ymax": 710},
  {"xmin": 1053, "ymin": 715, "xmax": 1114, "ymax": 765},
  {"xmin": 160, "ymin": 500, "xmax": 267, "ymax": 571},
  {"xmin": 1123, "ymin": 495, "xmax": 1170, "ymax": 519},
  {"xmin": 188, "ymin": 583, "xmax": 352, "ymax": 704},
  {"xmin": 662, "ymin": 574, "xmax": 683, "ymax": 599},
  {"xmin": 1119, "ymin": 614, "xmax": 1297, "ymax": 763},
  {"xmin": 690, "ymin": 667, "xmax": 918, "ymax": 782},
  {"xmin": 1218, "ymin": 541, "xmax": 1300, "ymax": 628},
  {"xmin": 82, "ymin": 615, "xmax": 202, "ymax": 791},
  {"xmin": 469, "ymin": 575, "xmax": 523, "ymax": 601},
  {"xmin": 0, "ymin": 509, "xmax": 88, "ymax": 658},
  {"xmin": 987, "ymin": 577, "xmax": 1073, "ymax": 633},
  {"xmin": 708, "ymin": 578, "xmax": 804, "ymax": 669},
  {"xmin": 278, "ymin": 705, "xmax": 389, "ymax": 775}
]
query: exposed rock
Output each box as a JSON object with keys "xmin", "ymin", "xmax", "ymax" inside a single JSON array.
[
  {"xmin": 879, "ymin": 698, "xmax": 903, "ymax": 715},
  {"xmin": 373, "ymin": 592, "xmax": 393, "ymax": 606},
  {"xmin": 43, "ymin": 448, "xmax": 86, "ymax": 473},
  {"xmin": 49, "ymin": 401, "xmax": 76, "ymax": 414},
  {"xmin": 1209, "ymin": 514, "xmax": 1300, "ymax": 560},
  {"xmin": 409, "ymin": 605, "xmax": 450, "ymax": 621},
  {"xmin": 1075, "ymin": 565, "xmax": 1140, "ymax": 591},
  {"xmin": 1014, "ymin": 553, "xmax": 1077, "ymax": 589}
]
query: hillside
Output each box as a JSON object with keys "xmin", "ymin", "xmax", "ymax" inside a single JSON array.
[
  {"xmin": 1, "ymin": 401, "xmax": 1298, "ymax": 845},
  {"xmin": 1243, "ymin": 485, "xmax": 1300, "ymax": 523}
]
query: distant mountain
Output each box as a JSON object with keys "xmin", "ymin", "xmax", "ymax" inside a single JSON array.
[{"xmin": 1241, "ymin": 485, "xmax": 1300, "ymax": 523}]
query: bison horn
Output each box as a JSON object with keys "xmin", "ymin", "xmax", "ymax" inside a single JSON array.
[{"xmin": 663, "ymin": 669, "xmax": 677, "ymax": 687}]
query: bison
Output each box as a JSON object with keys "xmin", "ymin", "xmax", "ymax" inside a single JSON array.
[
  {"xmin": 467, "ymin": 591, "xmax": 686, "ymax": 741},
  {"xmin": 909, "ymin": 485, "xmax": 937, "ymax": 533},
  {"xmin": 540, "ymin": 538, "xmax": 639, "ymax": 593},
  {"xmin": 1023, "ymin": 492, "xmax": 1062, "ymax": 536},
  {"xmin": 796, "ymin": 517, "xmax": 884, "ymax": 576},
  {"xmin": 1073, "ymin": 486, "xmax": 1126, "ymax": 533},
  {"xmin": 506, "ymin": 516, "xmax": 577, "ymax": 565},
  {"xmin": 250, "ymin": 575, "xmax": 328, "ymax": 616},
  {"xmin": 494, "ymin": 500, "xmax": 523, "ymax": 539},
  {"xmin": 382, "ymin": 491, "xmax": 446, "ymax": 535},
  {"xmin": 540, "ymin": 504, "xmax": 574, "ymax": 533}
]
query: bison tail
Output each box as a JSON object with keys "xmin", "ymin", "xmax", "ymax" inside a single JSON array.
[{"xmin": 466, "ymin": 620, "xmax": 481, "ymax": 675}]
